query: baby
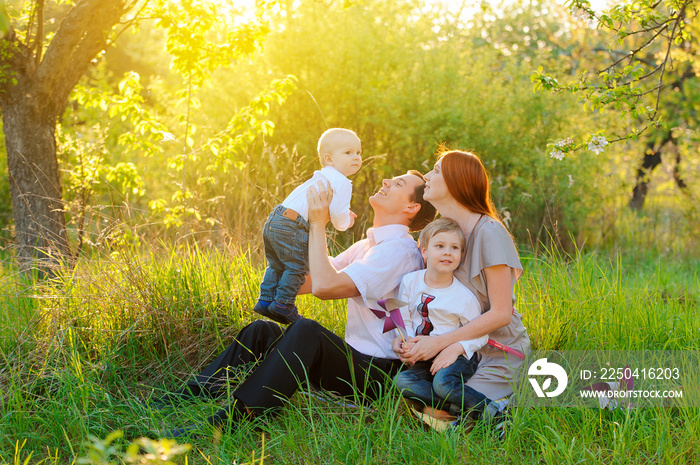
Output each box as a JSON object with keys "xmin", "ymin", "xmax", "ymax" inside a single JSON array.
[{"xmin": 253, "ymin": 128, "xmax": 362, "ymax": 324}]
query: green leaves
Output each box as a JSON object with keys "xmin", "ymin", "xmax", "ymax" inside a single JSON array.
[
  {"xmin": 105, "ymin": 163, "xmax": 145, "ymax": 197},
  {"xmin": 154, "ymin": 0, "xmax": 269, "ymax": 88},
  {"xmin": 0, "ymin": 3, "xmax": 11, "ymax": 40},
  {"xmin": 148, "ymin": 72, "xmax": 297, "ymax": 230},
  {"xmin": 77, "ymin": 431, "xmax": 191, "ymax": 465},
  {"xmin": 534, "ymin": 0, "xmax": 697, "ymax": 158},
  {"xmin": 203, "ymin": 75, "xmax": 297, "ymax": 175},
  {"xmin": 531, "ymin": 67, "xmax": 561, "ymax": 92}
]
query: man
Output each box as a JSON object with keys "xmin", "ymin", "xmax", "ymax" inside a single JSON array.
[{"xmin": 158, "ymin": 171, "xmax": 436, "ymax": 437}]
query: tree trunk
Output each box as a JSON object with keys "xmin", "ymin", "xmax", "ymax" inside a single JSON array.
[
  {"xmin": 672, "ymin": 149, "xmax": 688, "ymax": 192},
  {"xmin": 628, "ymin": 132, "xmax": 673, "ymax": 210},
  {"xmin": 0, "ymin": 0, "xmax": 128, "ymax": 275},
  {"xmin": 628, "ymin": 142, "xmax": 661, "ymax": 210},
  {"xmin": 3, "ymin": 89, "xmax": 69, "ymax": 271}
]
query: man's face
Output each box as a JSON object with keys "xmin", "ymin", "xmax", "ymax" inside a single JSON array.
[{"xmin": 369, "ymin": 173, "xmax": 423, "ymax": 215}]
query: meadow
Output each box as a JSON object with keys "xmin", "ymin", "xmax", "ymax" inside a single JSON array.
[
  {"xmin": 1, "ymin": 207, "xmax": 698, "ymax": 464},
  {"xmin": 1, "ymin": 0, "xmax": 700, "ymax": 463}
]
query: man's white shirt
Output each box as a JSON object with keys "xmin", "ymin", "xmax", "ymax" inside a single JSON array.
[{"xmin": 331, "ymin": 224, "xmax": 423, "ymax": 359}]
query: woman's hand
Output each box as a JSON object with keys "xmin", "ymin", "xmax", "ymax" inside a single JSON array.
[
  {"xmin": 430, "ymin": 343, "xmax": 465, "ymax": 375},
  {"xmin": 307, "ymin": 180, "xmax": 333, "ymax": 226}
]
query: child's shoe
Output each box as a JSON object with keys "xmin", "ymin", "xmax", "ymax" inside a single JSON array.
[
  {"xmin": 252, "ymin": 299, "xmax": 273, "ymax": 317},
  {"xmin": 485, "ymin": 396, "xmax": 512, "ymax": 441},
  {"xmin": 265, "ymin": 301, "xmax": 302, "ymax": 325}
]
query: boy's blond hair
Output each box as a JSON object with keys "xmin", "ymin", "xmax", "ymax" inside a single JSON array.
[
  {"xmin": 317, "ymin": 128, "xmax": 360, "ymax": 165},
  {"xmin": 418, "ymin": 218, "xmax": 466, "ymax": 251}
]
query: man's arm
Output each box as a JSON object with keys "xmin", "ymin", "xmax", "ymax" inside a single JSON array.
[{"xmin": 307, "ymin": 181, "xmax": 360, "ymax": 300}]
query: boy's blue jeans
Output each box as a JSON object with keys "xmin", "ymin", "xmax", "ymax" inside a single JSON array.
[
  {"xmin": 394, "ymin": 353, "xmax": 489, "ymax": 415},
  {"xmin": 259, "ymin": 205, "xmax": 310, "ymax": 305}
]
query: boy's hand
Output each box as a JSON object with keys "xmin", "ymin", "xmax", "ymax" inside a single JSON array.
[
  {"xmin": 392, "ymin": 337, "xmax": 415, "ymax": 366},
  {"xmin": 307, "ymin": 180, "xmax": 333, "ymax": 226},
  {"xmin": 391, "ymin": 336, "xmax": 403, "ymax": 355},
  {"xmin": 401, "ymin": 341, "xmax": 415, "ymax": 367},
  {"xmin": 402, "ymin": 335, "xmax": 439, "ymax": 363},
  {"xmin": 430, "ymin": 343, "xmax": 465, "ymax": 375},
  {"xmin": 348, "ymin": 210, "xmax": 357, "ymax": 228}
]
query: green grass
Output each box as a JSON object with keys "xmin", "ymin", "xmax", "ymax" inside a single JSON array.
[{"xmin": 1, "ymin": 245, "xmax": 698, "ymax": 464}]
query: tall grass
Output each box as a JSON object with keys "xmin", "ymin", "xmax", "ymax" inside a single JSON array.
[
  {"xmin": 1, "ymin": 244, "xmax": 698, "ymax": 464},
  {"xmin": 521, "ymin": 249, "xmax": 699, "ymax": 351}
]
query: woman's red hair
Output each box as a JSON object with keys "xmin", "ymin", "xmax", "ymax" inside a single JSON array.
[{"xmin": 439, "ymin": 149, "xmax": 500, "ymax": 221}]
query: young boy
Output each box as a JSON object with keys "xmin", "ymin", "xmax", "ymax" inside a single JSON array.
[
  {"xmin": 253, "ymin": 128, "xmax": 362, "ymax": 324},
  {"xmin": 392, "ymin": 218, "xmax": 488, "ymax": 418}
]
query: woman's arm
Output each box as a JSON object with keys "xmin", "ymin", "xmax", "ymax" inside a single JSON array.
[{"xmin": 401, "ymin": 264, "xmax": 514, "ymax": 364}]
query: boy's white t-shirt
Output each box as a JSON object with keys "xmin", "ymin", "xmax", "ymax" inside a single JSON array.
[
  {"xmin": 281, "ymin": 166, "xmax": 353, "ymax": 231},
  {"xmin": 398, "ymin": 269, "xmax": 488, "ymax": 359}
]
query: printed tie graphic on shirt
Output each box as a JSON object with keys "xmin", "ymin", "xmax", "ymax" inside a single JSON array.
[{"xmin": 416, "ymin": 293, "xmax": 435, "ymax": 336}]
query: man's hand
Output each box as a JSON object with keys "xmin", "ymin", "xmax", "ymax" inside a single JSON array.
[
  {"xmin": 430, "ymin": 343, "xmax": 465, "ymax": 375},
  {"xmin": 307, "ymin": 180, "xmax": 333, "ymax": 226}
]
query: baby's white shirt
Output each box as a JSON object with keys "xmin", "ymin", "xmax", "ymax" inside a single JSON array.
[{"xmin": 282, "ymin": 166, "xmax": 353, "ymax": 231}]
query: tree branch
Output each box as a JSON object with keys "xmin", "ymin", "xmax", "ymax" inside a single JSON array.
[
  {"xmin": 24, "ymin": 0, "xmax": 37, "ymax": 45},
  {"xmin": 598, "ymin": 23, "xmax": 668, "ymax": 74},
  {"xmin": 33, "ymin": 0, "xmax": 44, "ymax": 67},
  {"xmin": 110, "ymin": 1, "xmax": 152, "ymax": 47},
  {"xmin": 650, "ymin": 4, "xmax": 686, "ymax": 119},
  {"xmin": 32, "ymin": 0, "xmax": 128, "ymax": 118}
]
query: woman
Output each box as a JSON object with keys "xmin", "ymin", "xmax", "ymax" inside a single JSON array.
[{"xmin": 399, "ymin": 149, "xmax": 530, "ymax": 420}]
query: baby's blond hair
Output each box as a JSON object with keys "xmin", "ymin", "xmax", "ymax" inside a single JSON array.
[{"xmin": 317, "ymin": 128, "xmax": 360, "ymax": 165}]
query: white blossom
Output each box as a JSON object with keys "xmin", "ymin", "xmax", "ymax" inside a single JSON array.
[
  {"xmin": 587, "ymin": 135, "xmax": 608, "ymax": 155},
  {"xmin": 568, "ymin": 174, "xmax": 574, "ymax": 188},
  {"xmin": 550, "ymin": 148, "xmax": 565, "ymax": 160},
  {"xmin": 571, "ymin": 7, "xmax": 587, "ymax": 21},
  {"xmin": 549, "ymin": 138, "xmax": 573, "ymax": 160},
  {"xmin": 156, "ymin": 130, "xmax": 176, "ymax": 142},
  {"xmin": 570, "ymin": 6, "xmax": 597, "ymax": 26}
]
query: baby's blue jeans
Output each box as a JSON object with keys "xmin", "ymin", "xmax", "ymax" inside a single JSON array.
[{"xmin": 259, "ymin": 205, "xmax": 310, "ymax": 305}]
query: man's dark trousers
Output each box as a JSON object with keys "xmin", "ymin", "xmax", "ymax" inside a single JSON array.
[{"xmin": 187, "ymin": 318, "xmax": 402, "ymax": 418}]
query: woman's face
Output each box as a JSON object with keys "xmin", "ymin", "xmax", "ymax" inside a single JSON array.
[{"xmin": 423, "ymin": 159, "xmax": 450, "ymax": 203}]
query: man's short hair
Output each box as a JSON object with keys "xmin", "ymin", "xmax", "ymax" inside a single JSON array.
[
  {"xmin": 406, "ymin": 169, "xmax": 437, "ymax": 232},
  {"xmin": 418, "ymin": 217, "xmax": 465, "ymax": 251}
]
